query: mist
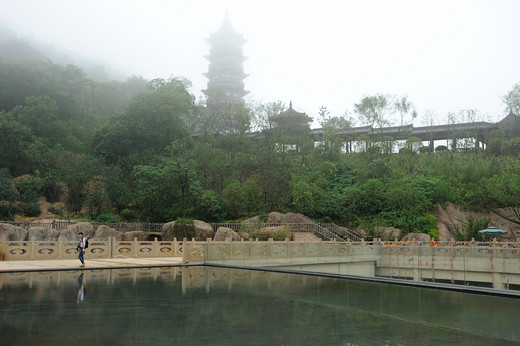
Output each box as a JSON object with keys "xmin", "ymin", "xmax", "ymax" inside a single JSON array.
[{"xmin": 1, "ymin": 0, "xmax": 519, "ymax": 125}]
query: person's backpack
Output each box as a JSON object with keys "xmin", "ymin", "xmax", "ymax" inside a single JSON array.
[{"xmin": 84, "ymin": 238, "xmax": 89, "ymax": 249}]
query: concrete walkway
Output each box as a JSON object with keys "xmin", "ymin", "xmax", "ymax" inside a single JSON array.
[{"xmin": 0, "ymin": 257, "xmax": 184, "ymax": 273}]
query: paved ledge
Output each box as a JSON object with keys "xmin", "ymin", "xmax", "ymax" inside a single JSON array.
[{"xmin": 0, "ymin": 257, "xmax": 184, "ymax": 273}]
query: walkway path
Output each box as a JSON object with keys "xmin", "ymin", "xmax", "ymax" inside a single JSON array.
[{"xmin": 0, "ymin": 257, "xmax": 184, "ymax": 273}]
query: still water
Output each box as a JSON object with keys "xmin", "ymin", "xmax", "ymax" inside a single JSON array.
[{"xmin": 0, "ymin": 266, "xmax": 519, "ymax": 345}]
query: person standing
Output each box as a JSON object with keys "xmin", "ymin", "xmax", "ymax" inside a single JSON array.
[{"xmin": 78, "ymin": 232, "xmax": 86, "ymax": 267}]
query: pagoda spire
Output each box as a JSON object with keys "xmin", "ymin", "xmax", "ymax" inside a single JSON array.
[{"xmin": 203, "ymin": 13, "xmax": 249, "ymax": 131}]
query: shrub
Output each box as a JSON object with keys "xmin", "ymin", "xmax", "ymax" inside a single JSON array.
[
  {"xmin": 21, "ymin": 202, "xmax": 41, "ymax": 217},
  {"xmin": 120, "ymin": 209, "xmax": 135, "ymax": 221},
  {"xmin": 0, "ymin": 204, "xmax": 17, "ymax": 221},
  {"xmin": 41, "ymin": 177, "xmax": 62, "ymax": 203},
  {"xmin": 172, "ymin": 219, "xmax": 195, "ymax": 240},
  {"xmin": 95, "ymin": 213, "xmax": 119, "ymax": 223},
  {"xmin": 15, "ymin": 176, "xmax": 41, "ymax": 203},
  {"xmin": 48, "ymin": 206, "xmax": 63, "ymax": 216},
  {"xmin": 454, "ymin": 216, "xmax": 489, "ymax": 241}
]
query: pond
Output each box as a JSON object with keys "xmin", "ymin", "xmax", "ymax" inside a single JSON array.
[{"xmin": 0, "ymin": 266, "xmax": 519, "ymax": 345}]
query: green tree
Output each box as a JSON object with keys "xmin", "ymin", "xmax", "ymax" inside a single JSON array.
[
  {"xmin": 354, "ymin": 94, "xmax": 394, "ymax": 143},
  {"xmin": 11, "ymin": 95, "xmax": 65, "ymax": 145},
  {"xmin": 503, "ymin": 82, "xmax": 520, "ymax": 115},
  {"xmin": 0, "ymin": 111, "xmax": 32, "ymax": 176},
  {"xmin": 92, "ymin": 77, "xmax": 193, "ymax": 168}
]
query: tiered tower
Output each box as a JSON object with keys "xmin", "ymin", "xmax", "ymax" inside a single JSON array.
[{"xmin": 203, "ymin": 14, "xmax": 248, "ymax": 123}]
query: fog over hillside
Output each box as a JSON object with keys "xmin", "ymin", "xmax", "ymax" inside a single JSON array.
[{"xmin": 2, "ymin": 0, "xmax": 520, "ymax": 125}]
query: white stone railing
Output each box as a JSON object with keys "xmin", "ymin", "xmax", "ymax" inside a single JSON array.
[
  {"xmin": 182, "ymin": 239, "xmax": 520, "ymax": 290},
  {"xmin": 0, "ymin": 237, "xmax": 184, "ymax": 261}
]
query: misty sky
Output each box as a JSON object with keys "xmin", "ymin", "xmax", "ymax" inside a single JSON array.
[{"xmin": 1, "ymin": 0, "xmax": 519, "ymax": 127}]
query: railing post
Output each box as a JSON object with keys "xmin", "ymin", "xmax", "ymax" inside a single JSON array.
[
  {"xmin": 58, "ymin": 238, "xmax": 63, "ymax": 259},
  {"xmin": 0, "ymin": 236, "xmax": 6, "ymax": 260},
  {"xmin": 30, "ymin": 237, "xmax": 35, "ymax": 260},
  {"xmin": 134, "ymin": 237, "xmax": 138, "ymax": 258},
  {"xmin": 174, "ymin": 237, "xmax": 178, "ymax": 257},
  {"xmin": 154, "ymin": 237, "xmax": 158, "ymax": 257}
]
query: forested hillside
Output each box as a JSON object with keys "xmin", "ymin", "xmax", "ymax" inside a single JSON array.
[{"xmin": 1, "ymin": 39, "xmax": 520, "ymax": 240}]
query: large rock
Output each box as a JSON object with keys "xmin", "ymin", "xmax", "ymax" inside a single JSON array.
[
  {"xmin": 93, "ymin": 225, "xmax": 123, "ymax": 241},
  {"xmin": 194, "ymin": 220, "xmax": 214, "ymax": 241},
  {"xmin": 401, "ymin": 233, "xmax": 431, "ymax": 242},
  {"xmin": 0, "ymin": 223, "xmax": 28, "ymax": 241},
  {"xmin": 253, "ymin": 226, "xmax": 291, "ymax": 241},
  {"xmin": 280, "ymin": 213, "xmax": 315, "ymax": 231},
  {"xmin": 433, "ymin": 203, "xmax": 520, "ymax": 241},
  {"xmin": 58, "ymin": 222, "xmax": 94, "ymax": 241},
  {"xmin": 27, "ymin": 226, "xmax": 60, "ymax": 241},
  {"xmin": 241, "ymin": 216, "xmax": 260, "ymax": 225},
  {"xmin": 161, "ymin": 221, "xmax": 177, "ymax": 241},
  {"xmin": 377, "ymin": 227, "xmax": 402, "ymax": 241},
  {"xmin": 266, "ymin": 212, "xmax": 284, "ymax": 224},
  {"xmin": 123, "ymin": 231, "xmax": 151, "ymax": 241},
  {"xmin": 279, "ymin": 212, "xmax": 314, "ymax": 224},
  {"xmin": 214, "ymin": 227, "xmax": 240, "ymax": 241}
]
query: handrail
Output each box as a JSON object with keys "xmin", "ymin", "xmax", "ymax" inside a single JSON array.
[
  {"xmin": 321, "ymin": 223, "xmax": 362, "ymax": 241},
  {"xmin": 312, "ymin": 223, "xmax": 346, "ymax": 242}
]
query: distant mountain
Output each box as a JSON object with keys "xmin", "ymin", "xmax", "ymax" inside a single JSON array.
[{"xmin": 0, "ymin": 21, "xmax": 125, "ymax": 82}]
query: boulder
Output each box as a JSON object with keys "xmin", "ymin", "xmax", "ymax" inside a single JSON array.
[
  {"xmin": 0, "ymin": 223, "xmax": 28, "ymax": 241},
  {"xmin": 194, "ymin": 220, "xmax": 214, "ymax": 241},
  {"xmin": 437, "ymin": 223, "xmax": 453, "ymax": 242},
  {"xmin": 241, "ymin": 216, "xmax": 260, "ymax": 225},
  {"xmin": 58, "ymin": 222, "xmax": 94, "ymax": 241},
  {"xmin": 161, "ymin": 221, "xmax": 177, "ymax": 241},
  {"xmin": 279, "ymin": 212, "xmax": 314, "ymax": 224},
  {"xmin": 253, "ymin": 226, "xmax": 291, "ymax": 241},
  {"xmin": 266, "ymin": 212, "xmax": 284, "ymax": 224},
  {"xmin": 237, "ymin": 231, "xmax": 250, "ymax": 240},
  {"xmin": 123, "ymin": 231, "xmax": 151, "ymax": 241},
  {"xmin": 93, "ymin": 225, "xmax": 123, "ymax": 241},
  {"xmin": 27, "ymin": 226, "xmax": 50, "ymax": 241},
  {"xmin": 401, "ymin": 233, "xmax": 431, "ymax": 242},
  {"xmin": 377, "ymin": 227, "xmax": 402, "ymax": 241},
  {"xmin": 214, "ymin": 227, "xmax": 240, "ymax": 241}
]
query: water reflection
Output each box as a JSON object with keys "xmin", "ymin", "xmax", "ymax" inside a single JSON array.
[
  {"xmin": 0, "ymin": 267, "xmax": 519, "ymax": 345},
  {"xmin": 76, "ymin": 272, "xmax": 85, "ymax": 304}
]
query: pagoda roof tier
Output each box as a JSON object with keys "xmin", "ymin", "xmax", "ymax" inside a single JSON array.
[
  {"xmin": 270, "ymin": 102, "xmax": 313, "ymax": 128},
  {"xmin": 207, "ymin": 13, "xmax": 246, "ymax": 46},
  {"xmin": 203, "ymin": 87, "xmax": 250, "ymax": 97},
  {"xmin": 205, "ymin": 54, "xmax": 247, "ymax": 63},
  {"xmin": 203, "ymin": 71, "xmax": 249, "ymax": 79}
]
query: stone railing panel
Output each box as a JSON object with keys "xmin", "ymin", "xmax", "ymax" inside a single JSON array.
[{"xmin": 87, "ymin": 241, "xmax": 110, "ymax": 259}]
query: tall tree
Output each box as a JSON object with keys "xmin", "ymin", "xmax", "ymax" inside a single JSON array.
[{"xmin": 503, "ymin": 82, "xmax": 520, "ymax": 115}]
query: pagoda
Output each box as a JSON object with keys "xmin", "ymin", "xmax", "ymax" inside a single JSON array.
[
  {"xmin": 270, "ymin": 102, "xmax": 312, "ymax": 135},
  {"xmin": 203, "ymin": 13, "xmax": 249, "ymax": 122}
]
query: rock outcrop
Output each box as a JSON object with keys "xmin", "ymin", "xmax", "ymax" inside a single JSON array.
[
  {"xmin": 27, "ymin": 226, "xmax": 60, "ymax": 241},
  {"xmin": 194, "ymin": 220, "xmax": 214, "ymax": 241},
  {"xmin": 161, "ymin": 221, "xmax": 177, "ymax": 241},
  {"xmin": 401, "ymin": 233, "xmax": 431, "ymax": 242},
  {"xmin": 92, "ymin": 225, "xmax": 123, "ymax": 241},
  {"xmin": 253, "ymin": 226, "xmax": 291, "ymax": 241},
  {"xmin": 266, "ymin": 212, "xmax": 284, "ymax": 223},
  {"xmin": 214, "ymin": 227, "xmax": 240, "ymax": 241},
  {"xmin": 433, "ymin": 203, "xmax": 520, "ymax": 241},
  {"xmin": 376, "ymin": 227, "xmax": 401, "ymax": 241},
  {"xmin": 0, "ymin": 223, "xmax": 28, "ymax": 241},
  {"xmin": 123, "ymin": 231, "xmax": 151, "ymax": 241},
  {"xmin": 58, "ymin": 222, "xmax": 94, "ymax": 241}
]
